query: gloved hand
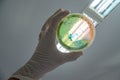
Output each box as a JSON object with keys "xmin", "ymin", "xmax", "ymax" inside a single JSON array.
[{"xmin": 11, "ymin": 9, "xmax": 83, "ymax": 80}]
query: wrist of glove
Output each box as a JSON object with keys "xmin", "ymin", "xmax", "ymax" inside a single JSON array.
[{"xmin": 10, "ymin": 9, "xmax": 83, "ymax": 80}]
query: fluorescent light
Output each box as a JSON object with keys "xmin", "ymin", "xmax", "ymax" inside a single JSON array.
[
  {"xmin": 90, "ymin": 0, "xmax": 102, "ymax": 8},
  {"xmin": 103, "ymin": 0, "xmax": 120, "ymax": 16},
  {"xmin": 97, "ymin": 0, "xmax": 113, "ymax": 13},
  {"xmin": 89, "ymin": 0, "xmax": 120, "ymax": 17}
]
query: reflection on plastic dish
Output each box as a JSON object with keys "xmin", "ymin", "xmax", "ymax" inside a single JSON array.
[{"xmin": 56, "ymin": 13, "xmax": 95, "ymax": 52}]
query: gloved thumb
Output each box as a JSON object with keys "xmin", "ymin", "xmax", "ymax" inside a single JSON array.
[{"xmin": 61, "ymin": 51, "xmax": 83, "ymax": 62}]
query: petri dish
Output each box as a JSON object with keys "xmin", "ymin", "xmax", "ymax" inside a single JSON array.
[{"xmin": 56, "ymin": 13, "xmax": 95, "ymax": 52}]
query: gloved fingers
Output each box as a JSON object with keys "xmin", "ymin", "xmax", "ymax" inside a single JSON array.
[
  {"xmin": 49, "ymin": 9, "xmax": 64, "ymax": 20},
  {"xmin": 39, "ymin": 9, "xmax": 63, "ymax": 40},
  {"xmin": 39, "ymin": 31, "xmax": 45, "ymax": 40},
  {"xmin": 61, "ymin": 51, "xmax": 83, "ymax": 62},
  {"xmin": 41, "ymin": 9, "xmax": 62, "ymax": 32},
  {"xmin": 46, "ymin": 9, "xmax": 70, "ymax": 46}
]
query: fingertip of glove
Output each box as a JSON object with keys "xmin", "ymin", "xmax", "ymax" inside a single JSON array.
[
  {"xmin": 62, "ymin": 51, "xmax": 83, "ymax": 62},
  {"xmin": 58, "ymin": 8, "xmax": 70, "ymax": 14},
  {"xmin": 70, "ymin": 51, "xmax": 83, "ymax": 58}
]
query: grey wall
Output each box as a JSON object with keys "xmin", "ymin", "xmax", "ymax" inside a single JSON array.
[{"xmin": 0, "ymin": 0, "xmax": 120, "ymax": 80}]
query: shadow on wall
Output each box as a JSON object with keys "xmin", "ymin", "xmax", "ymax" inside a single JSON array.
[
  {"xmin": 0, "ymin": 69, "xmax": 5, "ymax": 80},
  {"xmin": 0, "ymin": 0, "xmax": 4, "ymax": 4}
]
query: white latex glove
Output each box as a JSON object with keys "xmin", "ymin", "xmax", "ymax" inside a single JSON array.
[{"xmin": 9, "ymin": 9, "xmax": 83, "ymax": 80}]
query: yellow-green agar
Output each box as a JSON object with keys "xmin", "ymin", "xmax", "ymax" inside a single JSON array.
[{"xmin": 57, "ymin": 13, "xmax": 95, "ymax": 51}]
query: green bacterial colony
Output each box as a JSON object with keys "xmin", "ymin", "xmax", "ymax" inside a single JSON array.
[{"xmin": 57, "ymin": 13, "xmax": 90, "ymax": 51}]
